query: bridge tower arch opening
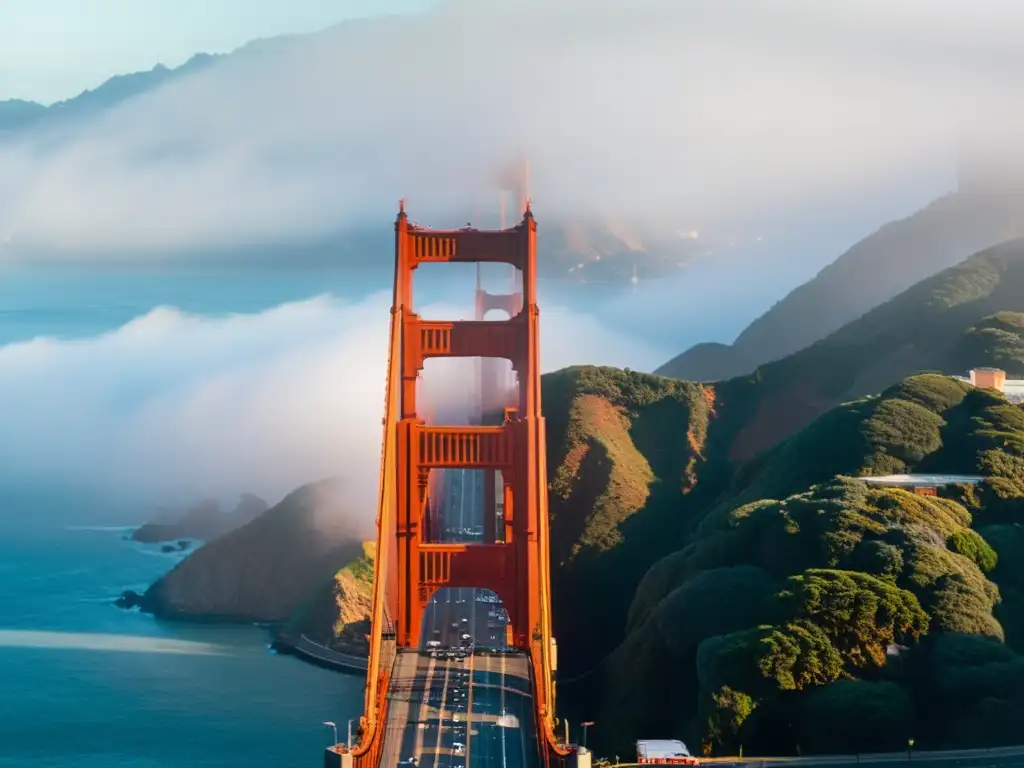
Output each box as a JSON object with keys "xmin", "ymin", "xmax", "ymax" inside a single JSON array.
[
  {"xmin": 421, "ymin": 587, "xmax": 511, "ymax": 650},
  {"xmin": 421, "ymin": 466, "xmax": 509, "ymax": 546}
]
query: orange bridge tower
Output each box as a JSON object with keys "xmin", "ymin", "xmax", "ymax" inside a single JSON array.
[{"xmin": 346, "ymin": 201, "xmax": 571, "ymax": 768}]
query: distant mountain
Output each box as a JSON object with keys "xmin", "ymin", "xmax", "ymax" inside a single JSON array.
[
  {"xmin": 715, "ymin": 237, "xmax": 1024, "ymax": 462},
  {"xmin": 0, "ymin": 100, "xmax": 47, "ymax": 134},
  {"xmin": 130, "ymin": 493, "xmax": 268, "ymax": 544},
  {"xmin": 659, "ymin": 191, "xmax": 1024, "ymax": 381},
  {"xmin": 0, "ymin": 23, "xmax": 748, "ymax": 286},
  {"xmin": 0, "ymin": 54, "xmax": 221, "ymax": 135}
]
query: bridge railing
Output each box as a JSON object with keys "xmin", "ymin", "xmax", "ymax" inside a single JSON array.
[{"xmin": 352, "ymin": 302, "xmax": 403, "ymax": 762}]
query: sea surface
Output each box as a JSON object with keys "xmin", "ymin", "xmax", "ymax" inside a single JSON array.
[
  {"xmin": 0, "ymin": 518, "xmax": 364, "ymax": 767},
  {"xmin": 0, "ymin": 267, "xmax": 385, "ymax": 768}
]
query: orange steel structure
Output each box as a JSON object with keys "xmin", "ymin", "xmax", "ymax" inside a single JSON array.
[{"xmin": 350, "ymin": 201, "xmax": 570, "ymax": 768}]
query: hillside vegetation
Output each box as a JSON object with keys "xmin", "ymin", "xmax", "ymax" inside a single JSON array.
[
  {"xmin": 574, "ymin": 373, "xmax": 1024, "ymax": 757},
  {"xmin": 280, "ymin": 541, "xmax": 376, "ymax": 655},
  {"xmin": 717, "ymin": 238, "xmax": 1024, "ymax": 461},
  {"xmin": 541, "ymin": 366, "xmax": 718, "ymax": 673},
  {"xmin": 659, "ymin": 192, "xmax": 1024, "ymax": 381}
]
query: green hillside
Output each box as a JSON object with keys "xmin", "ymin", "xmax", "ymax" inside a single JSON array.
[
  {"xmin": 716, "ymin": 238, "xmax": 1024, "ymax": 462},
  {"xmin": 572, "ymin": 373, "xmax": 1024, "ymax": 757},
  {"xmin": 542, "ymin": 366, "xmax": 718, "ymax": 674}
]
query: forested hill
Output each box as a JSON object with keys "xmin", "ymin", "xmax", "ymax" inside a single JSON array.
[
  {"xmin": 716, "ymin": 237, "xmax": 1024, "ymax": 462},
  {"xmin": 579, "ymin": 373, "xmax": 1024, "ymax": 756}
]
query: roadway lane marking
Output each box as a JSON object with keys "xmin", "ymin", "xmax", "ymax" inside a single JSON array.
[
  {"xmin": 433, "ymin": 658, "xmax": 452, "ymax": 766},
  {"xmin": 413, "ymin": 653, "xmax": 437, "ymax": 759},
  {"xmin": 465, "ymin": 651, "xmax": 475, "ymax": 767},
  {"xmin": 500, "ymin": 651, "xmax": 509, "ymax": 768}
]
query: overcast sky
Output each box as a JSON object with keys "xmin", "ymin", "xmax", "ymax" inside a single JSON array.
[{"xmin": 0, "ymin": 0, "xmax": 435, "ymax": 104}]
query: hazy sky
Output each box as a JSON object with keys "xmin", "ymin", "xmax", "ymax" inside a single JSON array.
[
  {"xmin": 0, "ymin": 0, "xmax": 435, "ymax": 104},
  {"xmin": 4, "ymin": 0, "xmax": 1023, "ymax": 261}
]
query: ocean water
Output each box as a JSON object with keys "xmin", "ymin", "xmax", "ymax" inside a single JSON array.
[
  {"xmin": 0, "ymin": 517, "xmax": 364, "ymax": 768},
  {"xmin": 0, "ymin": 268, "xmax": 381, "ymax": 768}
]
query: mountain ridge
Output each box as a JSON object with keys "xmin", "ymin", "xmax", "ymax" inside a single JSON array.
[{"xmin": 659, "ymin": 191, "xmax": 1024, "ymax": 382}]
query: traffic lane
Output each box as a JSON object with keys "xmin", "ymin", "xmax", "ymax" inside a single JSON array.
[
  {"xmin": 419, "ymin": 656, "xmax": 453, "ymax": 768},
  {"xmin": 381, "ymin": 652, "xmax": 432, "ymax": 767},
  {"xmin": 383, "ymin": 651, "xmax": 537, "ymax": 767},
  {"xmin": 409, "ymin": 653, "xmax": 473, "ymax": 768},
  {"xmin": 468, "ymin": 654, "xmax": 503, "ymax": 768},
  {"xmin": 469, "ymin": 653, "xmax": 539, "ymax": 768},
  {"xmin": 381, "ymin": 652, "xmax": 469, "ymax": 768}
]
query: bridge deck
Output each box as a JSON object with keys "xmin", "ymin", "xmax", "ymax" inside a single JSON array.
[{"xmin": 380, "ymin": 649, "xmax": 539, "ymax": 768}]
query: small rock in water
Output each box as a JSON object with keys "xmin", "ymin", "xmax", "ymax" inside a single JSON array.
[{"xmin": 115, "ymin": 590, "xmax": 143, "ymax": 610}]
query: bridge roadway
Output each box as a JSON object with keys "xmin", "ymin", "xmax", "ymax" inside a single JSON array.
[{"xmin": 377, "ymin": 467, "xmax": 540, "ymax": 768}]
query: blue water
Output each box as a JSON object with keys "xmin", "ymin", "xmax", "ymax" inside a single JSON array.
[
  {"xmin": 0, "ymin": 513, "xmax": 365, "ymax": 767},
  {"xmin": 0, "ymin": 268, "xmax": 383, "ymax": 767}
]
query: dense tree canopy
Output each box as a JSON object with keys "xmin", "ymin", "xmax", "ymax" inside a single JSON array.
[{"xmin": 569, "ymin": 372, "xmax": 1024, "ymax": 758}]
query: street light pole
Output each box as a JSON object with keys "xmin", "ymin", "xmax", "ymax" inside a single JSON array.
[
  {"xmin": 323, "ymin": 721, "xmax": 338, "ymax": 747},
  {"xmin": 581, "ymin": 721, "xmax": 595, "ymax": 751},
  {"xmin": 347, "ymin": 719, "xmax": 354, "ymax": 750}
]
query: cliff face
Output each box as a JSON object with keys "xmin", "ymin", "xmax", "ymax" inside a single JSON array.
[
  {"xmin": 281, "ymin": 542, "xmax": 375, "ymax": 655},
  {"xmin": 659, "ymin": 191, "xmax": 1024, "ymax": 382},
  {"xmin": 139, "ymin": 479, "xmax": 367, "ymax": 622}
]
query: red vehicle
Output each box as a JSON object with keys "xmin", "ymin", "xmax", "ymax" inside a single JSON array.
[{"xmin": 636, "ymin": 740, "xmax": 700, "ymax": 765}]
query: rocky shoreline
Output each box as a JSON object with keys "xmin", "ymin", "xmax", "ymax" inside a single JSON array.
[{"xmin": 113, "ymin": 480, "xmax": 375, "ymax": 675}]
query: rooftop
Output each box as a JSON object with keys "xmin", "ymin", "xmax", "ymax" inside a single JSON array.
[{"xmin": 859, "ymin": 474, "xmax": 984, "ymax": 487}]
